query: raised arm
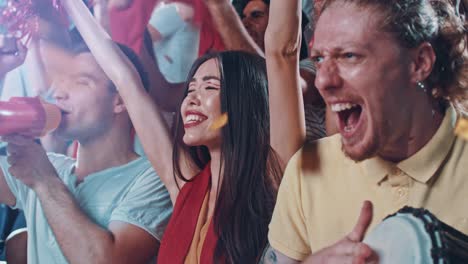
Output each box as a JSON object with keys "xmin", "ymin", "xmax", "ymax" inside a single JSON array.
[
  {"xmin": 204, "ymin": 0, "xmax": 264, "ymax": 56},
  {"xmin": 61, "ymin": 0, "xmax": 194, "ymax": 202},
  {"xmin": 265, "ymin": 0, "xmax": 305, "ymax": 170}
]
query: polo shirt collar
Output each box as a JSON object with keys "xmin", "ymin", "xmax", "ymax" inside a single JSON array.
[
  {"xmin": 398, "ymin": 107, "xmax": 457, "ymax": 183},
  {"xmin": 361, "ymin": 107, "xmax": 457, "ymax": 184}
]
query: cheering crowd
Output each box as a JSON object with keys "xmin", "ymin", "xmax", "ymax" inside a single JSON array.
[{"xmin": 0, "ymin": 0, "xmax": 467, "ymax": 263}]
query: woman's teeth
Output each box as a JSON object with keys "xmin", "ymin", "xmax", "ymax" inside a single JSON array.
[{"xmin": 185, "ymin": 114, "xmax": 206, "ymax": 123}]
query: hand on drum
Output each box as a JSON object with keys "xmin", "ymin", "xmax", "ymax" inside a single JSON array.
[{"xmin": 303, "ymin": 201, "xmax": 378, "ymax": 264}]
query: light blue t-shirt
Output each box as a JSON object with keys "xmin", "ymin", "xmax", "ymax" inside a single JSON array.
[
  {"xmin": 0, "ymin": 153, "xmax": 172, "ymax": 264},
  {"xmin": 149, "ymin": 3, "xmax": 200, "ymax": 83}
]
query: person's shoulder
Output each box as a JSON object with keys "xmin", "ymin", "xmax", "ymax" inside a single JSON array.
[
  {"xmin": 46, "ymin": 152, "xmax": 75, "ymax": 162},
  {"xmin": 299, "ymin": 134, "xmax": 345, "ymax": 164},
  {"xmin": 123, "ymin": 157, "xmax": 170, "ymax": 202},
  {"xmin": 285, "ymin": 134, "xmax": 348, "ymax": 181},
  {"xmin": 304, "ymin": 133, "xmax": 342, "ymax": 150},
  {"xmin": 132, "ymin": 156, "xmax": 154, "ymax": 171},
  {"xmin": 129, "ymin": 156, "xmax": 163, "ymax": 182}
]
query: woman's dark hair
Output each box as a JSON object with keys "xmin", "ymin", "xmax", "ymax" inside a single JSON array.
[
  {"xmin": 319, "ymin": 0, "xmax": 467, "ymax": 113},
  {"xmin": 172, "ymin": 50, "xmax": 282, "ymax": 263}
]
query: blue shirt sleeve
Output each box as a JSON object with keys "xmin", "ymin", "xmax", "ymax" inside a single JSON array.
[{"xmin": 109, "ymin": 166, "xmax": 173, "ymax": 240}]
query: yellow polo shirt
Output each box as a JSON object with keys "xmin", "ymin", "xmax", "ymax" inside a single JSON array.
[{"xmin": 268, "ymin": 108, "xmax": 468, "ymax": 261}]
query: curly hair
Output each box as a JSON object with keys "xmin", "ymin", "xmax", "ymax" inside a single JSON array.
[{"xmin": 319, "ymin": 0, "xmax": 467, "ymax": 113}]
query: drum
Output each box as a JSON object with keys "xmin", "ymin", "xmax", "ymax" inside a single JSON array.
[{"xmin": 363, "ymin": 207, "xmax": 468, "ymax": 264}]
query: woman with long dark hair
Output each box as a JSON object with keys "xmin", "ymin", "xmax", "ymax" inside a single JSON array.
[
  {"xmin": 166, "ymin": 51, "xmax": 282, "ymax": 263},
  {"xmin": 61, "ymin": 0, "xmax": 305, "ymax": 262}
]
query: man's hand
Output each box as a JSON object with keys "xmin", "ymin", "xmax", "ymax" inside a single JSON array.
[
  {"xmin": 0, "ymin": 40, "xmax": 27, "ymax": 77},
  {"xmin": 3, "ymin": 134, "xmax": 59, "ymax": 190},
  {"xmin": 303, "ymin": 201, "xmax": 378, "ymax": 264}
]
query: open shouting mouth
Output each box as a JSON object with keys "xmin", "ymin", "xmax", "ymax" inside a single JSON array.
[{"xmin": 331, "ymin": 102, "xmax": 364, "ymax": 138}]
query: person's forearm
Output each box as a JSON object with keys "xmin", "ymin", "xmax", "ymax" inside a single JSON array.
[
  {"xmin": 265, "ymin": 0, "xmax": 305, "ymax": 170},
  {"xmin": 94, "ymin": 0, "xmax": 111, "ymax": 33},
  {"xmin": 265, "ymin": 0, "xmax": 301, "ymax": 56},
  {"xmin": 259, "ymin": 245, "xmax": 300, "ymax": 264},
  {"xmin": 35, "ymin": 177, "xmax": 119, "ymax": 264},
  {"xmin": 205, "ymin": 1, "xmax": 264, "ymax": 56}
]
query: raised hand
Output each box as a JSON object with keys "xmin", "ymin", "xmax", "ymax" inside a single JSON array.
[
  {"xmin": 303, "ymin": 201, "xmax": 378, "ymax": 264},
  {"xmin": 0, "ymin": 40, "xmax": 27, "ymax": 77}
]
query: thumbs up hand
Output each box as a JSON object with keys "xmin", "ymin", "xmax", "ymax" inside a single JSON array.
[{"xmin": 303, "ymin": 201, "xmax": 378, "ymax": 264}]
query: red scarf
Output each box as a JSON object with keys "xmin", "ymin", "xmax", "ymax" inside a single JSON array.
[{"xmin": 157, "ymin": 163, "xmax": 219, "ymax": 264}]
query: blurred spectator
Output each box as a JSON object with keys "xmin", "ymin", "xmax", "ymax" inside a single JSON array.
[
  {"xmin": 148, "ymin": 1, "xmax": 199, "ymax": 86},
  {"xmin": 0, "ymin": 205, "xmax": 26, "ymax": 264},
  {"xmin": 109, "ymin": 0, "xmax": 158, "ymax": 54},
  {"xmin": 239, "ymin": 0, "xmax": 269, "ymax": 52}
]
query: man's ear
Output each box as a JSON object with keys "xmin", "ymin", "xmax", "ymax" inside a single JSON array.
[
  {"xmin": 113, "ymin": 94, "xmax": 127, "ymax": 114},
  {"xmin": 408, "ymin": 42, "xmax": 436, "ymax": 84}
]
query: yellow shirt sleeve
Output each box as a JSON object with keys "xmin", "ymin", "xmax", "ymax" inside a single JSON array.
[{"xmin": 268, "ymin": 148, "xmax": 311, "ymax": 261}]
